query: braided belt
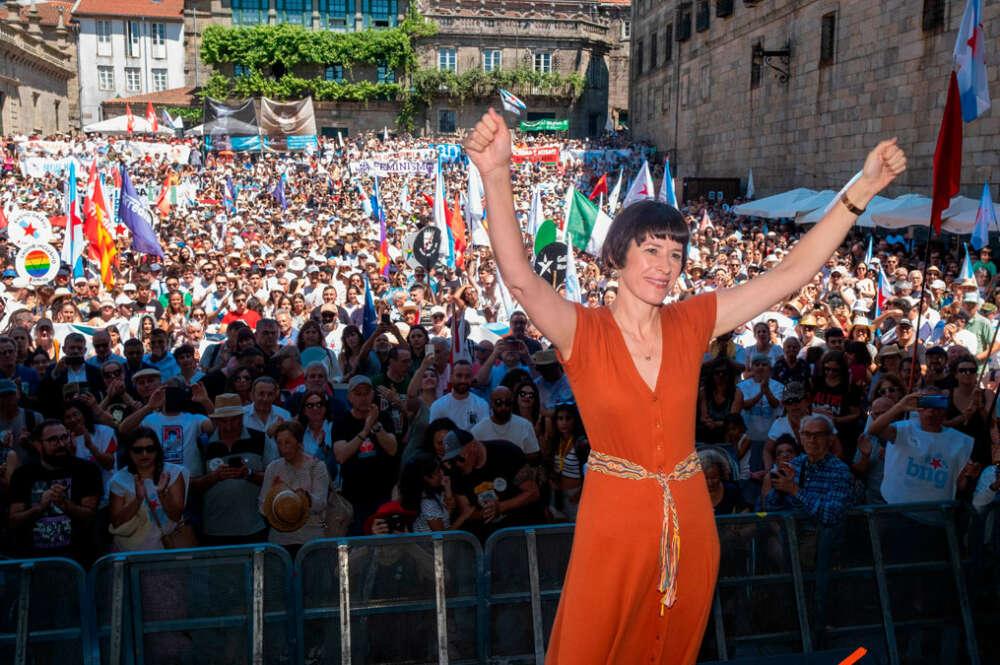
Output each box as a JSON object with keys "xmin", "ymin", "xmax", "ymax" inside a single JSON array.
[{"xmin": 588, "ymin": 449, "xmax": 703, "ymax": 614}]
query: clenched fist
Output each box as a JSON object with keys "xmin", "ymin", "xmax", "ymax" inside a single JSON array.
[
  {"xmin": 860, "ymin": 137, "xmax": 907, "ymax": 193},
  {"xmin": 464, "ymin": 108, "xmax": 512, "ymax": 178}
]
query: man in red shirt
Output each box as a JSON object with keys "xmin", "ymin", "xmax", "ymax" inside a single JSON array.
[{"xmin": 220, "ymin": 290, "xmax": 261, "ymax": 331}]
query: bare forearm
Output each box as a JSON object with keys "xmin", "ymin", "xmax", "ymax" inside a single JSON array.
[{"xmin": 481, "ymin": 171, "xmax": 538, "ymax": 293}]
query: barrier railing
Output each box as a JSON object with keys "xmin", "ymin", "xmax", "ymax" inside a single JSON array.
[
  {"xmin": 0, "ymin": 557, "xmax": 93, "ymax": 665},
  {"xmin": 6, "ymin": 500, "xmax": 998, "ymax": 664},
  {"xmin": 88, "ymin": 544, "xmax": 295, "ymax": 665},
  {"xmin": 295, "ymin": 532, "xmax": 482, "ymax": 665}
]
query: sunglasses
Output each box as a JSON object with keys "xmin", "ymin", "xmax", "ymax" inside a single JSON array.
[
  {"xmin": 957, "ymin": 367, "xmax": 977, "ymax": 375},
  {"xmin": 304, "ymin": 401, "xmax": 325, "ymax": 409},
  {"xmin": 517, "ymin": 390, "xmax": 536, "ymax": 399},
  {"xmin": 103, "ymin": 369, "xmax": 122, "ymax": 378},
  {"xmin": 131, "ymin": 444, "xmax": 158, "ymax": 454},
  {"xmin": 877, "ymin": 387, "xmax": 901, "ymax": 395},
  {"xmin": 493, "ymin": 399, "xmax": 513, "ymax": 407}
]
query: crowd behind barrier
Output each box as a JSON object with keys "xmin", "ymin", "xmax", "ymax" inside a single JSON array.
[
  {"xmin": 2, "ymin": 127, "xmax": 1000, "ymax": 661},
  {"xmin": 1, "ymin": 501, "xmax": 997, "ymax": 664}
]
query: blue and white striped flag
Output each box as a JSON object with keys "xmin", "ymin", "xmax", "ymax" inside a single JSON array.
[{"xmin": 499, "ymin": 89, "xmax": 526, "ymax": 115}]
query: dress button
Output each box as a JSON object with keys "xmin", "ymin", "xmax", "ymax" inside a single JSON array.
[{"xmin": 651, "ymin": 395, "xmax": 658, "ymax": 402}]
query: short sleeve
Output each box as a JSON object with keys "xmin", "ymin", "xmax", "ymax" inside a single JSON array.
[
  {"xmin": 108, "ymin": 469, "xmax": 134, "ymax": 497},
  {"xmin": 670, "ymin": 291, "xmax": 718, "ymax": 350}
]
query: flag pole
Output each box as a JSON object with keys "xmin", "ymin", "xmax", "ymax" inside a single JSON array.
[{"xmin": 906, "ymin": 230, "xmax": 936, "ymax": 391}]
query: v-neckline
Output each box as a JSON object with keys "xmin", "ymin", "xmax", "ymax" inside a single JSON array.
[{"xmin": 604, "ymin": 306, "xmax": 665, "ymax": 396}]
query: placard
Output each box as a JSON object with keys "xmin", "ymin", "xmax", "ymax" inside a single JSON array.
[{"xmin": 15, "ymin": 243, "xmax": 61, "ymax": 285}]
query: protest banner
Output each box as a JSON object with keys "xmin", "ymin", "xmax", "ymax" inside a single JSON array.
[{"xmin": 511, "ymin": 145, "xmax": 561, "ymax": 164}]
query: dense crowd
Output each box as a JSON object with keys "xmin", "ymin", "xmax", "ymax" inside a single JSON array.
[{"xmin": 0, "ymin": 127, "xmax": 998, "ymax": 568}]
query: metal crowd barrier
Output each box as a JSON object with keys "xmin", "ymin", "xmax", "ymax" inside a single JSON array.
[
  {"xmin": 88, "ymin": 544, "xmax": 295, "ymax": 665},
  {"xmin": 0, "ymin": 557, "xmax": 93, "ymax": 665},
  {"xmin": 5, "ymin": 500, "xmax": 997, "ymax": 664},
  {"xmin": 295, "ymin": 532, "xmax": 482, "ymax": 665}
]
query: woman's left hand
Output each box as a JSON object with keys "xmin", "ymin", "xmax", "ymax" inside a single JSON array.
[{"xmin": 860, "ymin": 138, "xmax": 907, "ymax": 193}]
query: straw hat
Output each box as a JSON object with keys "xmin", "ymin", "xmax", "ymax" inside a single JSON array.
[
  {"xmin": 209, "ymin": 393, "xmax": 246, "ymax": 419},
  {"xmin": 849, "ymin": 316, "xmax": 874, "ymax": 337},
  {"xmin": 798, "ymin": 313, "xmax": 819, "ymax": 327},
  {"xmin": 262, "ymin": 483, "xmax": 309, "ymax": 532}
]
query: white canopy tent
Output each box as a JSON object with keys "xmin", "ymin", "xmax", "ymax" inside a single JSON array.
[
  {"xmin": 940, "ymin": 197, "xmax": 1000, "ymax": 235},
  {"xmin": 870, "ymin": 195, "xmax": 980, "ymax": 230},
  {"xmin": 82, "ymin": 115, "xmax": 174, "ymax": 135},
  {"xmin": 731, "ymin": 188, "xmax": 817, "ymax": 219},
  {"xmin": 788, "ymin": 190, "xmax": 837, "ymax": 221},
  {"xmin": 800, "ymin": 193, "xmax": 929, "ymax": 228}
]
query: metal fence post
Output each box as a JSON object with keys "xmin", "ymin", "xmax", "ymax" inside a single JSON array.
[
  {"xmin": 783, "ymin": 516, "xmax": 813, "ymax": 653},
  {"xmin": 864, "ymin": 508, "xmax": 900, "ymax": 665},
  {"xmin": 711, "ymin": 589, "xmax": 728, "ymax": 661},
  {"xmin": 338, "ymin": 542, "xmax": 351, "ymax": 665},
  {"xmin": 942, "ymin": 505, "xmax": 980, "ymax": 665},
  {"xmin": 432, "ymin": 536, "xmax": 449, "ymax": 665},
  {"xmin": 14, "ymin": 561, "xmax": 31, "ymax": 665},
  {"xmin": 251, "ymin": 548, "xmax": 265, "ymax": 665},
  {"xmin": 109, "ymin": 558, "xmax": 125, "ymax": 665},
  {"xmin": 525, "ymin": 528, "xmax": 545, "ymax": 665}
]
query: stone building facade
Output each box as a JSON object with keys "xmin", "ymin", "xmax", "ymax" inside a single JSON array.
[
  {"xmin": 182, "ymin": 0, "xmax": 630, "ymax": 137},
  {"xmin": 630, "ymin": 0, "xmax": 999, "ymax": 199},
  {"xmin": 0, "ymin": 1, "xmax": 78, "ymax": 135}
]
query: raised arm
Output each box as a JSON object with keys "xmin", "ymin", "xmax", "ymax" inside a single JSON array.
[
  {"xmin": 464, "ymin": 109, "xmax": 577, "ymax": 356},
  {"xmin": 713, "ymin": 139, "xmax": 907, "ymax": 337}
]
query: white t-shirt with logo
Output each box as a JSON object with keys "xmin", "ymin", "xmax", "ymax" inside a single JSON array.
[
  {"xmin": 736, "ymin": 378, "xmax": 784, "ymax": 442},
  {"xmin": 880, "ymin": 420, "xmax": 973, "ymax": 506},
  {"xmin": 140, "ymin": 411, "xmax": 209, "ymax": 476},
  {"xmin": 429, "ymin": 392, "xmax": 490, "ymax": 431}
]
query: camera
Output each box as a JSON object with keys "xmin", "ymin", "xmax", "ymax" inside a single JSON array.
[{"xmin": 386, "ymin": 513, "xmax": 406, "ymax": 533}]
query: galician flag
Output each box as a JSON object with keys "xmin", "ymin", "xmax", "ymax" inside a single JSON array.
[
  {"xmin": 466, "ymin": 163, "xmax": 490, "ymax": 246},
  {"xmin": 224, "ymin": 175, "xmax": 237, "ymax": 214},
  {"xmin": 62, "ymin": 161, "xmax": 85, "ymax": 279},
  {"xmin": 499, "ymin": 89, "xmax": 526, "ymax": 115},
  {"xmin": 564, "ymin": 241, "xmax": 582, "ymax": 303},
  {"xmin": 621, "ymin": 160, "xmax": 655, "ymax": 210},
  {"xmin": 527, "ymin": 187, "xmax": 545, "ymax": 238},
  {"xmin": 971, "ymin": 182, "xmax": 996, "ymax": 251},
  {"xmin": 960, "ymin": 243, "xmax": 974, "ymax": 280},
  {"xmin": 433, "ymin": 159, "xmax": 455, "ymax": 268},
  {"xmin": 746, "ymin": 168, "xmax": 755, "ymax": 199},
  {"xmin": 566, "ymin": 188, "xmax": 613, "ymax": 256},
  {"xmin": 954, "ymin": 0, "xmax": 990, "ymax": 122},
  {"xmin": 863, "ymin": 236, "xmax": 873, "ymax": 266},
  {"xmin": 400, "ymin": 177, "xmax": 412, "ymax": 213},
  {"xmin": 657, "ymin": 159, "xmax": 677, "ymax": 207},
  {"xmin": 608, "ymin": 168, "xmax": 623, "ymax": 215}
]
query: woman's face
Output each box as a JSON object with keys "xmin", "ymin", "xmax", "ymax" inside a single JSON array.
[
  {"xmin": 517, "ymin": 386, "xmax": 537, "ymax": 410},
  {"xmin": 10, "ymin": 329, "xmax": 28, "ymax": 351},
  {"xmin": 63, "ymin": 406, "xmax": 84, "ymax": 433},
  {"xmin": 775, "ymin": 443, "xmax": 796, "ymax": 464},
  {"xmin": 169, "ymin": 293, "xmax": 183, "ymax": 309},
  {"xmin": 555, "ymin": 411, "xmax": 575, "ymax": 435},
  {"xmin": 276, "ymin": 431, "xmax": 301, "ymax": 461},
  {"xmin": 142, "ymin": 318, "xmax": 153, "ymax": 334},
  {"xmin": 424, "ymin": 466, "xmax": 444, "ymax": 489},
  {"xmin": 421, "ymin": 368, "xmax": 438, "ymax": 389},
  {"xmin": 31, "ymin": 353, "xmax": 50, "ymax": 374},
  {"xmin": 619, "ymin": 235, "xmax": 684, "ymax": 305},
  {"xmin": 301, "ymin": 326, "xmax": 321, "ymax": 345},
  {"xmin": 303, "ymin": 395, "xmax": 326, "ymax": 421},
  {"xmin": 345, "ymin": 329, "xmax": 361, "ymax": 348},
  {"xmin": 603, "ymin": 290, "xmax": 617, "ymax": 305},
  {"xmin": 409, "ymin": 328, "xmax": 427, "ymax": 350},
  {"xmin": 129, "ymin": 436, "xmax": 159, "ymax": 469},
  {"xmin": 956, "ymin": 361, "xmax": 977, "ymax": 384},
  {"xmin": 704, "ymin": 465, "xmax": 722, "ymax": 493},
  {"xmin": 293, "ymin": 296, "xmax": 305, "ymax": 311},
  {"xmin": 233, "ymin": 371, "xmax": 253, "ymax": 393},
  {"xmin": 61, "ymin": 304, "xmax": 76, "ymax": 320},
  {"xmin": 432, "ymin": 429, "xmax": 447, "ymax": 458}
]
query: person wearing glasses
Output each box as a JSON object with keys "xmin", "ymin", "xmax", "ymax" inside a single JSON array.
[
  {"xmin": 85, "ymin": 329, "xmax": 126, "ymax": 372},
  {"xmin": 8, "ymin": 419, "xmax": 102, "ymax": 563},
  {"xmin": 0, "ymin": 334, "xmax": 40, "ymax": 404},
  {"xmin": 732, "ymin": 353, "xmax": 784, "ymax": 480},
  {"xmin": 810, "ymin": 351, "xmax": 861, "ymax": 461},
  {"xmin": 472, "ymin": 386, "xmax": 541, "ymax": 463},
  {"xmin": 220, "ymin": 289, "xmax": 261, "ymax": 332}
]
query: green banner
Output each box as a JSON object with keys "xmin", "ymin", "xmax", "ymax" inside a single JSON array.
[{"xmin": 519, "ymin": 119, "xmax": 569, "ymax": 131}]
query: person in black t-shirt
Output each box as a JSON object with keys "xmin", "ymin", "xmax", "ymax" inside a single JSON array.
[
  {"xmin": 8, "ymin": 419, "xmax": 102, "ymax": 564},
  {"xmin": 441, "ymin": 429, "xmax": 542, "ymax": 540},
  {"xmin": 332, "ymin": 375, "xmax": 399, "ymax": 535}
]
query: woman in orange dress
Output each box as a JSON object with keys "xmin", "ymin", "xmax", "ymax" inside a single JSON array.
[{"xmin": 464, "ymin": 108, "xmax": 906, "ymax": 664}]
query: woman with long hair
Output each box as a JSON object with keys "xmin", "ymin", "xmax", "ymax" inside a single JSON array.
[
  {"xmin": 810, "ymin": 350, "xmax": 861, "ymax": 460},
  {"xmin": 945, "ymin": 354, "xmax": 992, "ymax": 466},
  {"xmin": 291, "ymin": 293, "xmax": 309, "ymax": 327},
  {"xmin": 64, "ymin": 399, "xmax": 117, "ymax": 490},
  {"xmin": 225, "ymin": 368, "xmax": 254, "ymax": 406},
  {"xmin": 137, "ymin": 315, "xmax": 157, "ymax": 352},
  {"xmin": 8, "ymin": 325, "xmax": 32, "ymax": 365},
  {"xmin": 465, "ymin": 109, "xmax": 905, "ymax": 661},
  {"xmin": 296, "ymin": 389, "xmax": 338, "ymax": 484},
  {"xmin": 399, "ymin": 452, "xmax": 463, "ymax": 532},
  {"xmin": 297, "ymin": 319, "xmax": 339, "ymax": 380},
  {"xmin": 512, "ymin": 379, "xmax": 545, "ymax": 442},
  {"xmin": 407, "ymin": 325, "xmax": 430, "ymax": 373},
  {"xmin": 338, "ymin": 325, "xmax": 365, "ymax": 379},
  {"xmin": 544, "ymin": 402, "xmax": 589, "ymax": 522},
  {"xmin": 108, "ymin": 428, "xmax": 189, "ymax": 552},
  {"xmin": 697, "ymin": 358, "xmax": 737, "ymax": 443}
]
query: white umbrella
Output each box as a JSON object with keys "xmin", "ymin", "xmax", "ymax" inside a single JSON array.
[
  {"xmin": 941, "ymin": 197, "xmax": 1000, "ymax": 235},
  {"xmin": 732, "ymin": 188, "xmax": 817, "ymax": 219},
  {"xmin": 748, "ymin": 310, "xmax": 795, "ymax": 331},
  {"xmin": 799, "ymin": 193, "xmax": 925, "ymax": 228},
  {"xmin": 186, "ymin": 124, "xmax": 204, "ymax": 136},
  {"xmin": 871, "ymin": 195, "xmax": 977, "ymax": 230},
  {"xmin": 82, "ymin": 114, "xmax": 174, "ymax": 135},
  {"xmin": 789, "ymin": 190, "xmax": 838, "ymax": 222}
]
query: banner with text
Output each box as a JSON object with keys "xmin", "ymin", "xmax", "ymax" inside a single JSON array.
[
  {"xmin": 511, "ymin": 145, "xmax": 561, "ymax": 164},
  {"xmin": 519, "ymin": 119, "xmax": 569, "ymax": 131}
]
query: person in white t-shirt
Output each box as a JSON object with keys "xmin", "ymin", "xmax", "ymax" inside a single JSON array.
[
  {"xmin": 472, "ymin": 386, "xmax": 541, "ymax": 462},
  {"xmin": 123, "ymin": 380, "xmax": 216, "ymax": 477},
  {"xmin": 429, "ymin": 361, "xmax": 489, "ymax": 431},
  {"xmin": 732, "ymin": 353, "xmax": 784, "ymax": 476},
  {"xmin": 868, "ymin": 390, "xmax": 981, "ymax": 510}
]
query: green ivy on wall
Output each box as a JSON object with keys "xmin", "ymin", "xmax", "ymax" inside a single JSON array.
[
  {"xmin": 164, "ymin": 106, "xmax": 204, "ymax": 126},
  {"xmin": 409, "ymin": 67, "xmax": 585, "ymax": 104}
]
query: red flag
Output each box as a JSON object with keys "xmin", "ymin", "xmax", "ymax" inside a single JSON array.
[
  {"xmin": 588, "ymin": 173, "xmax": 608, "ymax": 201},
  {"xmin": 930, "ymin": 72, "xmax": 963, "ymax": 235},
  {"xmin": 125, "ymin": 103, "xmax": 134, "ymax": 134},
  {"xmin": 146, "ymin": 102, "xmax": 158, "ymax": 132},
  {"xmin": 449, "ymin": 194, "xmax": 467, "ymax": 270},
  {"xmin": 0, "ymin": 205, "xmax": 7, "ymax": 231},
  {"xmin": 155, "ymin": 174, "xmax": 172, "ymax": 217},
  {"xmin": 82, "ymin": 160, "xmax": 117, "ymax": 288}
]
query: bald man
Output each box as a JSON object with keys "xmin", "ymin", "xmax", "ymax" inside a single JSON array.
[{"xmin": 472, "ymin": 386, "xmax": 541, "ymax": 463}]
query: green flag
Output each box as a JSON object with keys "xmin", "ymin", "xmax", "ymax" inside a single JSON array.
[
  {"xmin": 534, "ymin": 219, "xmax": 558, "ymax": 255},
  {"xmin": 520, "ymin": 119, "xmax": 569, "ymax": 131},
  {"xmin": 566, "ymin": 189, "xmax": 612, "ymax": 255}
]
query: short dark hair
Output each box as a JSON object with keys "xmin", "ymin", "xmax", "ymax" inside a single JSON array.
[{"xmin": 600, "ymin": 200, "xmax": 690, "ymax": 270}]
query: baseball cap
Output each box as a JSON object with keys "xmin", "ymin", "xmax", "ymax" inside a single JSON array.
[
  {"xmin": 430, "ymin": 305, "xmax": 446, "ymax": 317},
  {"xmin": 441, "ymin": 429, "xmax": 474, "ymax": 461},
  {"xmin": 1, "ymin": 269, "xmax": 16, "ymax": 278},
  {"xmin": 0, "ymin": 378, "xmax": 17, "ymax": 394},
  {"xmin": 347, "ymin": 375, "xmax": 372, "ymax": 392}
]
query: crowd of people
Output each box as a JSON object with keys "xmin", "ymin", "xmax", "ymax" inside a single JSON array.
[{"xmin": 0, "ymin": 127, "xmax": 998, "ymax": 569}]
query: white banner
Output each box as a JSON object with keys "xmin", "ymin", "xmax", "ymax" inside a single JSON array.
[
  {"xmin": 116, "ymin": 141, "xmax": 192, "ymax": 164},
  {"xmin": 350, "ymin": 159, "xmax": 436, "ymax": 178}
]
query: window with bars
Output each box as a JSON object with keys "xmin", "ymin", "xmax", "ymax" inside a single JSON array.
[
  {"xmin": 664, "ymin": 24, "xmax": 673, "ymax": 62},
  {"xmin": 96, "ymin": 20, "xmax": 112, "ymax": 56},
  {"xmin": 98, "ymin": 65, "xmax": 114, "ymax": 91},
  {"xmin": 439, "ymin": 110, "xmax": 456, "ymax": 133},
  {"xmin": 232, "ymin": 0, "xmax": 268, "ymax": 26},
  {"xmin": 922, "ymin": 0, "xmax": 945, "ymax": 31},
  {"xmin": 676, "ymin": 3, "xmax": 692, "ymax": 41},
  {"xmin": 125, "ymin": 67, "xmax": 142, "ymax": 92},
  {"xmin": 152, "ymin": 69, "xmax": 167, "ymax": 92},
  {"xmin": 126, "ymin": 21, "xmax": 141, "ymax": 58},
  {"xmin": 277, "ymin": 0, "xmax": 310, "ymax": 26},
  {"xmin": 820, "ymin": 13, "xmax": 836, "ymax": 66},
  {"xmin": 483, "ymin": 50, "xmax": 501, "ymax": 72},
  {"xmin": 324, "ymin": 65, "xmax": 344, "ymax": 81},
  {"xmin": 320, "ymin": 0, "xmax": 353, "ymax": 28},
  {"xmin": 438, "ymin": 49, "xmax": 456, "ymax": 71},
  {"xmin": 534, "ymin": 52, "xmax": 551, "ymax": 73}
]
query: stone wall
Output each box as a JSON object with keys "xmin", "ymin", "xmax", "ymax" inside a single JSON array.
[
  {"xmin": 630, "ymin": 0, "xmax": 1000, "ymax": 199},
  {"xmin": 0, "ymin": 7, "xmax": 77, "ymax": 135}
]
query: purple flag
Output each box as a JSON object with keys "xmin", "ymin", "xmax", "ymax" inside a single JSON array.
[
  {"xmin": 119, "ymin": 164, "xmax": 164, "ymax": 257},
  {"xmin": 272, "ymin": 174, "xmax": 287, "ymax": 211}
]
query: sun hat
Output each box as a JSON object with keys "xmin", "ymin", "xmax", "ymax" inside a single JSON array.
[
  {"xmin": 131, "ymin": 368, "xmax": 161, "ymax": 381},
  {"xmin": 262, "ymin": 483, "xmax": 309, "ymax": 532},
  {"xmin": 532, "ymin": 349, "xmax": 559, "ymax": 366},
  {"xmin": 209, "ymin": 393, "xmax": 246, "ymax": 418}
]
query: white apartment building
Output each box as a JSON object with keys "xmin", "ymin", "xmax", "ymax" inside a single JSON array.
[{"xmin": 72, "ymin": 0, "xmax": 185, "ymax": 124}]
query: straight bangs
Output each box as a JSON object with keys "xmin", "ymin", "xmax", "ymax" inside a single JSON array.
[{"xmin": 601, "ymin": 200, "xmax": 690, "ymax": 269}]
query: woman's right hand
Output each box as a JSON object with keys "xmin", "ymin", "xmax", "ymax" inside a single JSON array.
[{"xmin": 464, "ymin": 109, "xmax": 512, "ymax": 179}]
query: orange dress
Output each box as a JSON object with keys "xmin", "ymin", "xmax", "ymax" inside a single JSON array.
[{"xmin": 547, "ymin": 294, "xmax": 720, "ymax": 665}]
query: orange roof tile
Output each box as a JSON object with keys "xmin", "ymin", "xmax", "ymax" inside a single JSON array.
[
  {"xmin": 101, "ymin": 87, "xmax": 198, "ymax": 107},
  {"xmin": 72, "ymin": 0, "xmax": 183, "ymax": 20},
  {"xmin": 0, "ymin": 1, "xmax": 74, "ymax": 26}
]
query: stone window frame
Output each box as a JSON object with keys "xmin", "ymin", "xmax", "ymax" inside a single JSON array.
[
  {"xmin": 152, "ymin": 69, "xmax": 168, "ymax": 92},
  {"xmin": 438, "ymin": 48, "xmax": 457, "ymax": 72},
  {"xmin": 482, "ymin": 49, "xmax": 502, "ymax": 73},
  {"xmin": 125, "ymin": 67, "xmax": 142, "ymax": 93},
  {"xmin": 96, "ymin": 20, "xmax": 113, "ymax": 57},
  {"xmin": 438, "ymin": 109, "xmax": 456, "ymax": 133},
  {"xmin": 97, "ymin": 66, "xmax": 115, "ymax": 91},
  {"xmin": 533, "ymin": 51, "xmax": 552, "ymax": 74}
]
